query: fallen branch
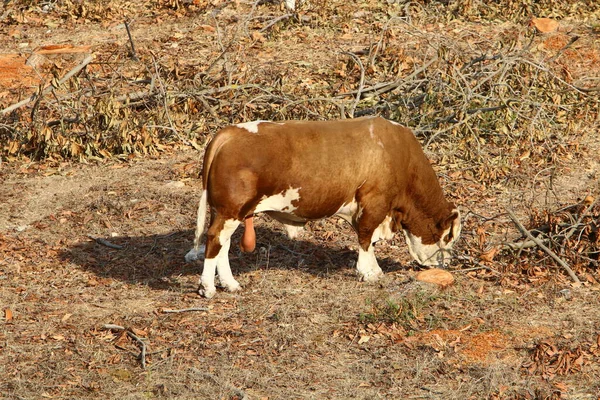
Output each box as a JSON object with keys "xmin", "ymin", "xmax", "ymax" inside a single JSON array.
[
  {"xmin": 563, "ymin": 197, "xmax": 598, "ymax": 243},
  {"xmin": 502, "ymin": 239, "xmax": 548, "ymax": 251},
  {"xmin": 103, "ymin": 324, "xmax": 148, "ymax": 369},
  {"xmin": 341, "ymin": 51, "xmax": 365, "ymax": 118},
  {"xmin": 453, "ymin": 255, "xmax": 501, "ymax": 275},
  {"xmin": 88, "ymin": 235, "xmax": 124, "ymax": 250},
  {"xmin": 260, "ymin": 13, "xmax": 293, "ymax": 33},
  {"xmin": 124, "ymin": 20, "xmax": 139, "ymax": 61},
  {"xmin": 506, "ymin": 208, "xmax": 581, "ymax": 284},
  {"xmin": 1, "ymin": 53, "xmax": 94, "ymax": 115},
  {"xmin": 161, "ymin": 307, "xmax": 209, "ymax": 313}
]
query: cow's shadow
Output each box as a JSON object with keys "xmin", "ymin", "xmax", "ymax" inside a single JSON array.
[{"xmin": 60, "ymin": 225, "xmax": 407, "ymax": 292}]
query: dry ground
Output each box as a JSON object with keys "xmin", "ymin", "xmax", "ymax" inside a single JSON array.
[{"xmin": 1, "ymin": 1, "xmax": 600, "ymax": 399}]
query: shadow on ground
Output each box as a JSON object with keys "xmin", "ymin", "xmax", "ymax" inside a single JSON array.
[{"xmin": 60, "ymin": 226, "xmax": 407, "ymax": 291}]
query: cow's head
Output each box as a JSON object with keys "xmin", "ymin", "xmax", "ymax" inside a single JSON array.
[{"xmin": 403, "ymin": 208, "xmax": 461, "ymax": 267}]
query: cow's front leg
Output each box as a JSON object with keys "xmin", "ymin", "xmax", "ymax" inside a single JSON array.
[
  {"xmin": 356, "ymin": 244, "xmax": 383, "ymax": 282},
  {"xmin": 354, "ymin": 204, "xmax": 386, "ymax": 282},
  {"xmin": 200, "ymin": 217, "xmax": 240, "ymax": 298}
]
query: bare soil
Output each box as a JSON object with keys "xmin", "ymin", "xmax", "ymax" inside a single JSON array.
[{"xmin": 1, "ymin": 1, "xmax": 600, "ymax": 399}]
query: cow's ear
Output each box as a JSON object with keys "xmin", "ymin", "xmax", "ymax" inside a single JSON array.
[{"xmin": 442, "ymin": 209, "xmax": 461, "ymax": 244}]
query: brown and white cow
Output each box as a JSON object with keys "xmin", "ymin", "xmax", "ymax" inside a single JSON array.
[{"xmin": 186, "ymin": 116, "xmax": 461, "ymax": 298}]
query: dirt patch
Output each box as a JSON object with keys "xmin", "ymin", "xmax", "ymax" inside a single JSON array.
[{"xmin": 0, "ymin": 54, "xmax": 41, "ymax": 92}]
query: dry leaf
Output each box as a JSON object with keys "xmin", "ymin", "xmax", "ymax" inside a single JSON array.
[
  {"xmin": 358, "ymin": 335, "xmax": 370, "ymax": 344},
  {"xmin": 416, "ymin": 269, "xmax": 455, "ymax": 287},
  {"xmin": 480, "ymin": 247, "xmax": 500, "ymax": 263},
  {"xmin": 131, "ymin": 327, "xmax": 148, "ymax": 336},
  {"xmin": 583, "ymin": 195, "xmax": 595, "ymax": 205},
  {"xmin": 4, "ymin": 309, "xmax": 13, "ymax": 322},
  {"xmin": 531, "ymin": 18, "xmax": 559, "ymax": 33}
]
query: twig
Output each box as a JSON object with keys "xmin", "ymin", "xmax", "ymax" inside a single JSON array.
[
  {"xmin": 103, "ymin": 324, "xmax": 148, "ymax": 369},
  {"xmin": 460, "ymin": 53, "xmax": 501, "ymax": 72},
  {"xmin": 88, "ymin": 235, "xmax": 124, "ymax": 250},
  {"xmin": 338, "ymin": 56, "xmax": 438, "ymax": 98},
  {"xmin": 453, "ymin": 255, "xmax": 501, "ymax": 275},
  {"xmin": 124, "ymin": 20, "xmax": 139, "ymax": 61},
  {"xmin": 277, "ymin": 96, "xmax": 346, "ymax": 119},
  {"xmin": 563, "ymin": 198, "xmax": 598, "ymax": 243},
  {"xmin": 260, "ymin": 13, "xmax": 293, "ymax": 33},
  {"xmin": 161, "ymin": 307, "xmax": 209, "ymax": 313},
  {"xmin": 152, "ymin": 56, "xmax": 178, "ymax": 134},
  {"xmin": 506, "ymin": 208, "xmax": 581, "ymax": 284},
  {"xmin": 1, "ymin": 54, "xmax": 94, "ymax": 115},
  {"xmin": 341, "ymin": 51, "xmax": 365, "ymax": 118},
  {"xmin": 502, "ymin": 239, "xmax": 548, "ymax": 251}
]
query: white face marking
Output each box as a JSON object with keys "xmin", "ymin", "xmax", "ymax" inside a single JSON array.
[
  {"xmin": 236, "ymin": 120, "xmax": 269, "ymax": 133},
  {"xmin": 254, "ymin": 187, "xmax": 301, "ymax": 213},
  {"xmin": 372, "ymin": 215, "xmax": 394, "ymax": 242},
  {"xmin": 403, "ymin": 209, "xmax": 461, "ymax": 267},
  {"xmin": 403, "ymin": 230, "xmax": 441, "ymax": 266}
]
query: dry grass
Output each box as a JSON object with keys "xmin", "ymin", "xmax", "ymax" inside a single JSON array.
[{"xmin": 1, "ymin": 1, "xmax": 600, "ymax": 399}]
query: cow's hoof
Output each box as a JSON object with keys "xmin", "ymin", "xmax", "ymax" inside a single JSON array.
[
  {"xmin": 223, "ymin": 280, "xmax": 241, "ymax": 293},
  {"xmin": 198, "ymin": 286, "xmax": 216, "ymax": 299},
  {"xmin": 360, "ymin": 269, "xmax": 383, "ymax": 282}
]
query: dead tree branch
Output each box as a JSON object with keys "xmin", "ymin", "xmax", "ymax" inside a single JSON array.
[
  {"xmin": 506, "ymin": 208, "xmax": 581, "ymax": 284},
  {"xmin": 1, "ymin": 54, "xmax": 94, "ymax": 115},
  {"xmin": 103, "ymin": 324, "xmax": 148, "ymax": 369},
  {"xmin": 88, "ymin": 235, "xmax": 124, "ymax": 250}
]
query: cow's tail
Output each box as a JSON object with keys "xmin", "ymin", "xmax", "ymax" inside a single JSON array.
[
  {"xmin": 185, "ymin": 129, "xmax": 235, "ymax": 262},
  {"xmin": 186, "ymin": 188, "xmax": 208, "ymax": 260}
]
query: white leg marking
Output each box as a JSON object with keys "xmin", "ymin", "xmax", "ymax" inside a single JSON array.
[
  {"xmin": 216, "ymin": 219, "xmax": 241, "ymax": 292},
  {"xmin": 254, "ymin": 187, "xmax": 301, "ymax": 213},
  {"xmin": 356, "ymin": 246, "xmax": 383, "ymax": 282},
  {"xmin": 199, "ymin": 257, "xmax": 218, "ymax": 298},
  {"xmin": 199, "ymin": 219, "xmax": 240, "ymax": 298},
  {"xmin": 284, "ymin": 224, "xmax": 303, "ymax": 239},
  {"xmin": 216, "ymin": 237, "xmax": 240, "ymax": 292}
]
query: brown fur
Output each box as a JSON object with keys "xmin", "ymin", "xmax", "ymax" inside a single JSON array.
[{"xmin": 199, "ymin": 116, "xmax": 457, "ymax": 259}]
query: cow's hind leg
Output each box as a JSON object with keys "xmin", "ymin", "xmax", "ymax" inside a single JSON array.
[{"xmin": 200, "ymin": 215, "xmax": 240, "ymax": 298}]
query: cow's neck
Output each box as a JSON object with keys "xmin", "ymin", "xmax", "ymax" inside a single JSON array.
[{"xmin": 399, "ymin": 161, "xmax": 450, "ymax": 245}]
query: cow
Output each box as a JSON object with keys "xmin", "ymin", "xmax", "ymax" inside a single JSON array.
[{"xmin": 185, "ymin": 116, "xmax": 461, "ymax": 298}]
